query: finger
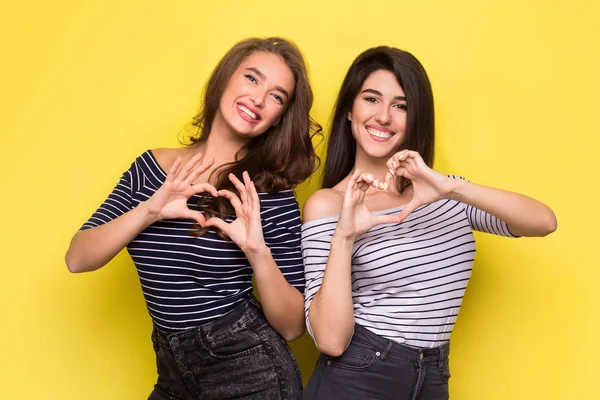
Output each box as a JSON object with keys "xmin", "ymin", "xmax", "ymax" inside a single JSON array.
[
  {"xmin": 393, "ymin": 167, "xmax": 406, "ymax": 177},
  {"xmin": 191, "ymin": 183, "xmax": 219, "ymax": 198},
  {"xmin": 217, "ymin": 189, "xmax": 243, "ymax": 215},
  {"xmin": 242, "ymin": 171, "xmax": 256, "ymax": 211},
  {"xmin": 166, "ymin": 157, "xmax": 182, "ymax": 183},
  {"xmin": 397, "ymin": 200, "xmax": 419, "ymax": 223},
  {"xmin": 398, "ymin": 151, "xmax": 411, "ymax": 162},
  {"xmin": 384, "ymin": 170, "xmax": 394, "ymax": 191},
  {"xmin": 346, "ymin": 169, "xmax": 361, "ymax": 192},
  {"xmin": 358, "ymin": 173, "xmax": 377, "ymax": 189},
  {"xmin": 242, "ymin": 171, "xmax": 252, "ymax": 188},
  {"xmin": 404, "ymin": 150, "xmax": 420, "ymax": 159},
  {"xmin": 385, "ymin": 156, "xmax": 395, "ymax": 171},
  {"xmin": 185, "ymin": 157, "xmax": 215, "ymax": 184},
  {"xmin": 203, "ymin": 217, "xmax": 230, "ymax": 234},
  {"xmin": 356, "ymin": 182, "xmax": 369, "ymax": 192},
  {"xmin": 182, "ymin": 210, "xmax": 206, "ymax": 227},
  {"xmin": 178, "ymin": 152, "xmax": 204, "ymax": 182},
  {"xmin": 249, "ymin": 181, "xmax": 261, "ymax": 213},
  {"xmin": 228, "ymin": 173, "xmax": 247, "ymax": 204},
  {"xmin": 355, "ymin": 179, "xmax": 370, "ymax": 192}
]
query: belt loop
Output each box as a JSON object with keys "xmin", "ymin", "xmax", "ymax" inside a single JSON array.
[
  {"xmin": 380, "ymin": 340, "xmax": 394, "ymax": 361},
  {"xmin": 438, "ymin": 344, "xmax": 446, "ymax": 370}
]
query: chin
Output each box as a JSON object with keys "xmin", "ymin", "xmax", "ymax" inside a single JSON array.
[{"xmin": 364, "ymin": 147, "xmax": 396, "ymax": 160}]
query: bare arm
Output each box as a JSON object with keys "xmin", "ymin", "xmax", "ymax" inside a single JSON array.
[
  {"xmin": 385, "ymin": 150, "xmax": 557, "ymax": 237},
  {"xmin": 447, "ymin": 179, "xmax": 557, "ymax": 237},
  {"xmin": 304, "ymin": 172, "xmax": 402, "ymax": 356},
  {"xmin": 248, "ymin": 248, "xmax": 305, "ymax": 341},
  {"xmin": 306, "ymin": 234, "xmax": 356, "ymax": 356},
  {"xmin": 65, "ymin": 153, "xmax": 217, "ymax": 273},
  {"xmin": 65, "ymin": 204, "xmax": 159, "ymax": 273},
  {"xmin": 203, "ymin": 172, "xmax": 306, "ymax": 341}
]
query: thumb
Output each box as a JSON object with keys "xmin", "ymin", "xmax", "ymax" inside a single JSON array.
[
  {"xmin": 397, "ymin": 200, "xmax": 420, "ymax": 223},
  {"xmin": 183, "ymin": 210, "xmax": 206, "ymax": 227},
  {"xmin": 372, "ymin": 213, "xmax": 403, "ymax": 226},
  {"xmin": 203, "ymin": 217, "xmax": 230, "ymax": 234}
]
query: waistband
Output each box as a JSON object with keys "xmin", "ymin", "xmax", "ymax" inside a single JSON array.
[
  {"xmin": 153, "ymin": 296, "xmax": 264, "ymax": 345},
  {"xmin": 352, "ymin": 324, "xmax": 450, "ymax": 363}
]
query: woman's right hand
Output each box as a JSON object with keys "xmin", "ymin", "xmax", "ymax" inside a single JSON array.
[
  {"xmin": 145, "ymin": 152, "xmax": 218, "ymax": 225},
  {"xmin": 334, "ymin": 169, "xmax": 402, "ymax": 240}
]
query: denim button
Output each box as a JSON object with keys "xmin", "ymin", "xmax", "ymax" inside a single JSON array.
[
  {"xmin": 375, "ymin": 351, "xmax": 381, "ymax": 357},
  {"xmin": 419, "ymin": 352, "xmax": 424, "ymax": 360},
  {"xmin": 326, "ymin": 360, "xmax": 331, "ymax": 366},
  {"xmin": 171, "ymin": 337, "xmax": 179, "ymax": 347}
]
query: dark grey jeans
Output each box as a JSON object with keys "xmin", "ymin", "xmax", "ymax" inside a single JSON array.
[
  {"xmin": 303, "ymin": 324, "xmax": 450, "ymax": 400},
  {"xmin": 148, "ymin": 297, "xmax": 302, "ymax": 400}
]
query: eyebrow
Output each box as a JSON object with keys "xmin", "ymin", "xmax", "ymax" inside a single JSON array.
[
  {"xmin": 246, "ymin": 67, "xmax": 290, "ymax": 100},
  {"xmin": 361, "ymin": 88, "xmax": 406, "ymax": 101}
]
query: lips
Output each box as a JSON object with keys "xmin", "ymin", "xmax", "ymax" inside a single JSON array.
[
  {"xmin": 366, "ymin": 125, "xmax": 394, "ymax": 142},
  {"xmin": 236, "ymin": 103, "xmax": 261, "ymax": 124}
]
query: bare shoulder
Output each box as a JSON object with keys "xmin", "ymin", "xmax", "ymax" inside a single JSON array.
[
  {"xmin": 302, "ymin": 188, "xmax": 344, "ymax": 223},
  {"xmin": 150, "ymin": 147, "xmax": 190, "ymax": 172}
]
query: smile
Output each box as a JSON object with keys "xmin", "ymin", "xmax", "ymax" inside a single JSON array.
[
  {"xmin": 367, "ymin": 127, "xmax": 393, "ymax": 140},
  {"xmin": 237, "ymin": 104, "xmax": 260, "ymax": 121}
]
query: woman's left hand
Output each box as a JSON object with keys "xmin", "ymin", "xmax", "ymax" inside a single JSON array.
[
  {"xmin": 204, "ymin": 171, "xmax": 267, "ymax": 256},
  {"xmin": 384, "ymin": 150, "xmax": 454, "ymax": 222}
]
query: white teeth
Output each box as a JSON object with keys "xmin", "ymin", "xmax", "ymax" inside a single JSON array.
[
  {"xmin": 367, "ymin": 128, "xmax": 392, "ymax": 139},
  {"xmin": 239, "ymin": 105, "xmax": 258, "ymax": 120}
]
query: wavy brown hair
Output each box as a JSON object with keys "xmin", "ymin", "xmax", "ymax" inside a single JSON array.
[{"xmin": 186, "ymin": 37, "xmax": 322, "ymax": 237}]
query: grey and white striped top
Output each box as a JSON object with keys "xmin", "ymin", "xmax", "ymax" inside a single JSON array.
[{"xmin": 302, "ymin": 179, "xmax": 515, "ymax": 349}]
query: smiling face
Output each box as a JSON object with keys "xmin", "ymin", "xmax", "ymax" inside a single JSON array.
[
  {"xmin": 213, "ymin": 51, "xmax": 295, "ymax": 141},
  {"xmin": 348, "ymin": 69, "xmax": 408, "ymax": 159}
]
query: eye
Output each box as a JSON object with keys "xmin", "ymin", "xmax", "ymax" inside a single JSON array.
[
  {"xmin": 271, "ymin": 93, "xmax": 284, "ymax": 105},
  {"xmin": 364, "ymin": 96, "xmax": 378, "ymax": 104},
  {"xmin": 394, "ymin": 103, "xmax": 408, "ymax": 111},
  {"xmin": 244, "ymin": 74, "xmax": 258, "ymax": 84}
]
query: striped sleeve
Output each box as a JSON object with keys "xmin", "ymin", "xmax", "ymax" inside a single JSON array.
[
  {"xmin": 81, "ymin": 159, "xmax": 137, "ymax": 230},
  {"xmin": 301, "ymin": 226, "xmax": 333, "ymax": 340},
  {"xmin": 464, "ymin": 204, "xmax": 516, "ymax": 237},
  {"xmin": 261, "ymin": 196, "xmax": 305, "ymax": 294},
  {"xmin": 449, "ymin": 175, "xmax": 516, "ymax": 237}
]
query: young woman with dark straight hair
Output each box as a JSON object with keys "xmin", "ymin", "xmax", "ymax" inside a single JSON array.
[
  {"xmin": 302, "ymin": 46, "xmax": 556, "ymax": 399},
  {"xmin": 66, "ymin": 37, "xmax": 321, "ymax": 400}
]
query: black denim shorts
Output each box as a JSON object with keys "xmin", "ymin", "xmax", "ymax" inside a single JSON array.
[
  {"xmin": 148, "ymin": 297, "xmax": 302, "ymax": 400},
  {"xmin": 303, "ymin": 324, "xmax": 450, "ymax": 400}
]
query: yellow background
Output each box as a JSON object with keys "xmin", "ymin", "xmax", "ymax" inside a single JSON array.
[{"xmin": 1, "ymin": 0, "xmax": 598, "ymax": 399}]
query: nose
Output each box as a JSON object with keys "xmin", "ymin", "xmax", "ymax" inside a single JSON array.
[
  {"xmin": 375, "ymin": 107, "xmax": 391, "ymax": 125},
  {"xmin": 250, "ymin": 88, "xmax": 267, "ymax": 108}
]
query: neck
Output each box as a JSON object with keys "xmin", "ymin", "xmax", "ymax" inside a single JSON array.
[
  {"xmin": 199, "ymin": 114, "xmax": 250, "ymax": 165},
  {"xmin": 353, "ymin": 146, "xmax": 394, "ymax": 183}
]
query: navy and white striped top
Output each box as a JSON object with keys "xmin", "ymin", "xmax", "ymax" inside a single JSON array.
[
  {"xmin": 82, "ymin": 150, "xmax": 304, "ymax": 332},
  {"xmin": 303, "ymin": 178, "xmax": 515, "ymax": 349}
]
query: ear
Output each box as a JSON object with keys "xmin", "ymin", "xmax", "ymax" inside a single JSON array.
[{"xmin": 347, "ymin": 111, "xmax": 352, "ymax": 121}]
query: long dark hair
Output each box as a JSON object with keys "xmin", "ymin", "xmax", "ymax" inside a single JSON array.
[
  {"xmin": 322, "ymin": 46, "xmax": 435, "ymax": 192},
  {"xmin": 187, "ymin": 37, "xmax": 322, "ymax": 237}
]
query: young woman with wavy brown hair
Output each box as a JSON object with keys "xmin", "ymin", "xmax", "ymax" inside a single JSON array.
[{"xmin": 66, "ymin": 37, "xmax": 321, "ymax": 400}]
